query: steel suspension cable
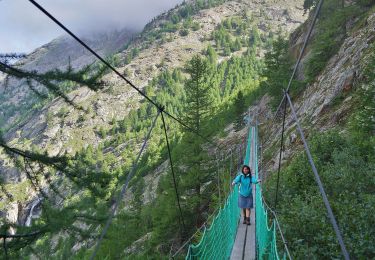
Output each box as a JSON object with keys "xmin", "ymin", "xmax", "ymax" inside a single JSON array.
[
  {"xmin": 163, "ymin": 110, "xmax": 223, "ymax": 149},
  {"xmin": 90, "ymin": 110, "xmax": 161, "ymax": 260},
  {"xmin": 268, "ymin": 0, "xmax": 325, "ymax": 128},
  {"xmin": 285, "ymin": 92, "xmax": 349, "ymax": 260},
  {"xmin": 274, "ymin": 91, "xmax": 288, "ymax": 212},
  {"xmin": 160, "ymin": 110, "xmax": 186, "ymax": 236},
  {"xmin": 276, "ymin": 0, "xmax": 324, "ymax": 113}
]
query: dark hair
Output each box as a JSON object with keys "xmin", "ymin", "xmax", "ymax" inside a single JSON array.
[{"xmin": 241, "ymin": 165, "xmax": 251, "ymax": 175}]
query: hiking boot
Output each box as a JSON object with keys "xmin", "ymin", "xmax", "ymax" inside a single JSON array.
[
  {"xmin": 246, "ymin": 217, "xmax": 251, "ymax": 225},
  {"xmin": 243, "ymin": 216, "xmax": 246, "ymax": 224}
]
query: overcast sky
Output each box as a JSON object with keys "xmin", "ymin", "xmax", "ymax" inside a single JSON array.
[{"xmin": 0, "ymin": 0, "xmax": 183, "ymax": 54}]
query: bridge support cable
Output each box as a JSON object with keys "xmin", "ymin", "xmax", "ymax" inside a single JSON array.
[
  {"xmin": 160, "ymin": 110, "xmax": 187, "ymax": 237},
  {"xmin": 285, "ymin": 93, "xmax": 350, "ymax": 260},
  {"xmin": 273, "ymin": 0, "xmax": 325, "ymax": 118},
  {"xmin": 262, "ymin": 0, "xmax": 325, "ymax": 150},
  {"xmin": 274, "ymin": 91, "xmax": 288, "ymax": 212},
  {"xmin": 90, "ymin": 110, "xmax": 161, "ymax": 260},
  {"xmin": 215, "ymin": 152, "xmax": 222, "ymax": 205}
]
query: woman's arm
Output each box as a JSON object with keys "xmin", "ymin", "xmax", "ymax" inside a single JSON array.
[
  {"xmin": 251, "ymin": 175, "xmax": 262, "ymax": 184},
  {"xmin": 232, "ymin": 175, "xmax": 241, "ymax": 186}
]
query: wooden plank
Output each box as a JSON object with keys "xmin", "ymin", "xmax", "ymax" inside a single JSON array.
[
  {"xmin": 230, "ymin": 193, "xmax": 257, "ymax": 260},
  {"xmin": 244, "ymin": 189, "xmax": 256, "ymax": 260},
  {"xmin": 245, "ymin": 128, "xmax": 256, "ymax": 260},
  {"xmin": 230, "ymin": 220, "xmax": 247, "ymax": 260}
]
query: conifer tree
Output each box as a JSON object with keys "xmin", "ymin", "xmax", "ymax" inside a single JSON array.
[
  {"xmin": 234, "ymin": 91, "xmax": 245, "ymax": 131},
  {"xmin": 181, "ymin": 55, "xmax": 212, "ymax": 228},
  {"xmin": 0, "ymin": 53, "xmax": 112, "ymax": 258},
  {"xmin": 261, "ymin": 37, "xmax": 293, "ymax": 108}
]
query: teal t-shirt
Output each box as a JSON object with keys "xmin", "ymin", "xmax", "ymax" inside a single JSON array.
[{"xmin": 233, "ymin": 173, "xmax": 257, "ymax": 197}]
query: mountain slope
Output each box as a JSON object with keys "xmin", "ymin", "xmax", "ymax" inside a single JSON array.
[
  {"xmin": 0, "ymin": 28, "xmax": 136, "ymax": 130},
  {"xmin": 1, "ymin": 0, "xmax": 305, "ymax": 183}
]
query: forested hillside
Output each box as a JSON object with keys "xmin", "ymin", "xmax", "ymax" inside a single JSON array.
[{"xmin": 0, "ymin": 0, "xmax": 374, "ymax": 259}]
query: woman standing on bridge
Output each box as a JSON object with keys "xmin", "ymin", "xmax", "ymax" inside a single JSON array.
[{"xmin": 232, "ymin": 165, "xmax": 259, "ymax": 225}]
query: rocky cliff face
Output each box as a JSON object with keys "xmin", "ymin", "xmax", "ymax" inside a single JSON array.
[
  {"xmin": 258, "ymin": 11, "xmax": 375, "ymax": 176},
  {"xmin": 0, "ymin": 0, "xmax": 306, "ymax": 232}
]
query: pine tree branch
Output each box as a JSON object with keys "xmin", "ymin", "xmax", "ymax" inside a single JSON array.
[{"xmin": 0, "ymin": 61, "xmax": 108, "ymax": 110}]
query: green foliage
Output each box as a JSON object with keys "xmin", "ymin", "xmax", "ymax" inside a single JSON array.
[
  {"xmin": 179, "ymin": 28, "xmax": 189, "ymax": 37},
  {"xmin": 211, "ymin": 15, "xmax": 260, "ymax": 56},
  {"xmin": 184, "ymin": 55, "xmax": 211, "ymax": 133},
  {"xmin": 178, "ymin": 55, "xmax": 213, "ymax": 229},
  {"xmin": 171, "ymin": 13, "xmax": 181, "ymax": 24},
  {"xmin": 234, "ymin": 91, "xmax": 245, "ymax": 131},
  {"xmin": 97, "ymin": 126, "xmax": 107, "ymax": 139},
  {"xmin": 206, "ymin": 45, "xmax": 217, "ymax": 64},
  {"xmin": 119, "ymin": 40, "xmax": 262, "ymax": 258},
  {"xmin": 357, "ymin": 0, "xmax": 375, "ymax": 7},
  {"xmin": 191, "ymin": 22, "xmax": 201, "ymax": 31},
  {"xmin": 304, "ymin": 0, "xmax": 364, "ymax": 82},
  {"xmin": 141, "ymin": 0, "xmax": 227, "ymax": 52},
  {"xmin": 348, "ymin": 43, "xmax": 375, "ymax": 153},
  {"xmin": 258, "ymin": 6, "xmax": 375, "ymax": 258},
  {"xmin": 260, "ymin": 37, "xmax": 303, "ymax": 108},
  {"xmin": 0, "ymin": 60, "xmax": 107, "ymax": 131},
  {"xmin": 262, "ymin": 47, "xmax": 375, "ymax": 257},
  {"xmin": 264, "ymin": 129, "xmax": 375, "ymax": 258}
]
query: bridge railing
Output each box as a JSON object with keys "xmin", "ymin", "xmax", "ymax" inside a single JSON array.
[{"xmin": 184, "ymin": 127, "xmax": 289, "ymax": 260}]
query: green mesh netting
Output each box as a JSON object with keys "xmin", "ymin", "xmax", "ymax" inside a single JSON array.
[
  {"xmin": 185, "ymin": 127, "xmax": 285, "ymax": 260},
  {"xmin": 254, "ymin": 126, "xmax": 285, "ymax": 260},
  {"xmin": 185, "ymin": 185, "xmax": 240, "ymax": 260}
]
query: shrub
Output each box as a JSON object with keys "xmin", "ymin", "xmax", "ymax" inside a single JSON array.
[{"xmin": 179, "ymin": 28, "xmax": 189, "ymax": 36}]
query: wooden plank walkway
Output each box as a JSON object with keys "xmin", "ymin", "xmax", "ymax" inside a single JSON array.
[
  {"xmin": 230, "ymin": 126, "xmax": 257, "ymax": 260},
  {"xmin": 229, "ymin": 188, "xmax": 256, "ymax": 260}
]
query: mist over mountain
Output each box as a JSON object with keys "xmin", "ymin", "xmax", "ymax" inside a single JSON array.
[{"xmin": 0, "ymin": 0, "xmax": 184, "ymax": 53}]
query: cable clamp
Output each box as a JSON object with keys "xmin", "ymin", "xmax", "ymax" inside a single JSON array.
[{"xmin": 157, "ymin": 105, "xmax": 165, "ymax": 112}]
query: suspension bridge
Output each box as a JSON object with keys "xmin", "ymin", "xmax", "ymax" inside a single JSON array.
[{"xmin": 181, "ymin": 125, "xmax": 288, "ymax": 260}]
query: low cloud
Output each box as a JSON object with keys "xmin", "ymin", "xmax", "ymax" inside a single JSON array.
[{"xmin": 0, "ymin": 0, "xmax": 183, "ymax": 53}]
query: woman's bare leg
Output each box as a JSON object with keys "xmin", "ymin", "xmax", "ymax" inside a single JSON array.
[{"xmin": 245, "ymin": 209, "xmax": 250, "ymax": 217}]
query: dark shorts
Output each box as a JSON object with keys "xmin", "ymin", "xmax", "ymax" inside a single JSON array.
[{"xmin": 238, "ymin": 194, "xmax": 253, "ymax": 209}]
